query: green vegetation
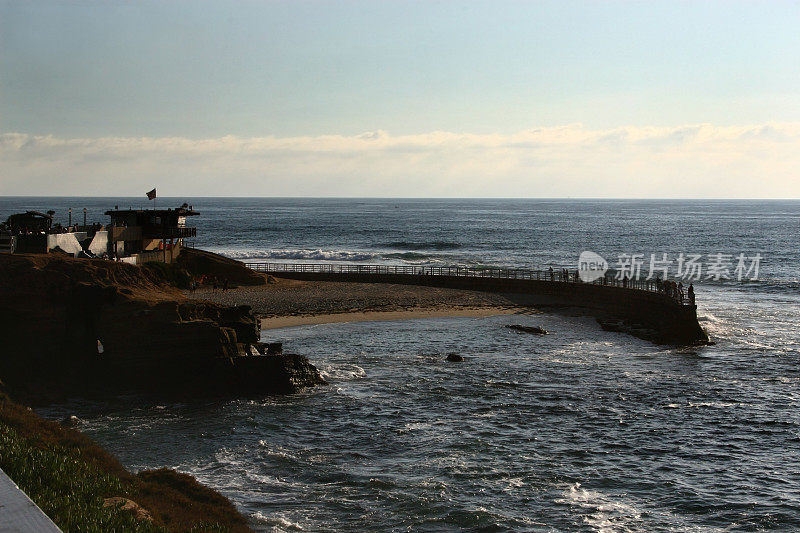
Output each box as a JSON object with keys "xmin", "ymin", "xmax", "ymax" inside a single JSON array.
[
  {"xmin": 0, "ymin": 391, "xmax": 253, "ymax": 532},
  {"xmin": 0, "ymin": 424, "xmax": 163, "ymax": 532}
]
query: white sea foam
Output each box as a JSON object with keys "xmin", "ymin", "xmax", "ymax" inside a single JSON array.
[
  {"xmin": 696, "ymin": 311, "xmax": 750, "ymax": 340},
  {"xmin": 503, "ymin": 477, "xmax": 525, "ymax": 491},
  {"xmin": 257, "ymin": 441, "xmax": 301, "ymax": 462},
  {"xmin": 556, "ymin": 482, "xmax": 642, "ymax": 532},
  {"xmin": 210, "ymin": 248, "xmax": 380, "ymax": 262},
  {"xmin": 399, "ymin": 421, "xmax": 431, "ymax": 433},
  {"xmin": 205, "ymin": 246, "xmax": 453, "ymax": 264},
  {"xmin": 696, "ymin": 311, "xmax": 720, "ymax": 323},
  {"xmin": 251, "ymin": 511, "xmax": 306, "ymax": 532},
  {"xmin": 666, "ymin": 401, "xmax": 741, "ymax": 410},
  {"xmin": 319, "ymin": 363, "xmax": 367, "ymax": 381},
  {"xmin": 213, "ymin": 447, "xmax": 245, "ymax": 468}
]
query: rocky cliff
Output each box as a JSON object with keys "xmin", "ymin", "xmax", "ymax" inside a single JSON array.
[{"xmin": 0, "ymin": 254, "xmax": 324, "ymax": 403}]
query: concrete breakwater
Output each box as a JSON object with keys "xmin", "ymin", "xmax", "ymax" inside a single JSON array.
[{"xmin": 247, "ymin": 263, "xmax": 709, "ymax": 345}]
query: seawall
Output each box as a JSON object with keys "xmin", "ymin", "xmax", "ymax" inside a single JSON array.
[{"xmin": 256, "ymin": 269, "xmax": 709, "ymax": 345}]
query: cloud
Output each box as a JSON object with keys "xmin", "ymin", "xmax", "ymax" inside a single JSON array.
[{"xmin": 2, "ymin": 123, "xmax": 800, "ymax": 197}]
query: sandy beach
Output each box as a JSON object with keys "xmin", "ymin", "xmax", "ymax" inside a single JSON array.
[
  {"xmin": 187, "ymin": 278, "xmax": 535, "ymax": 329},
  {"xmin": 257, "ymin": 307, "xmax": 524, "ymax": 329}
]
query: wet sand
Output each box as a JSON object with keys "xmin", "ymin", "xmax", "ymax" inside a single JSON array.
[
  {"xmin": 258, "ymin": 307, "xmax": 523, "ymax": 329},
  {"xmin": 186, "ymin": 278, "xmax": 535, "ymax": 329}
]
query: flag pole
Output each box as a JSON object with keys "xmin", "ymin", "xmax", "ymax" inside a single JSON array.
[{"xmin": 146, "ymin": 188, "xmax": 157, "ymax": 209}]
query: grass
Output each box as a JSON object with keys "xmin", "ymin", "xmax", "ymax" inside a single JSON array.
[
  {"xmin": 0, "ymin": 391, "xmax": 253, "ymax": 532},
  {"xmin": 0, "ymin": 424, "xmax": 163, "ymax": 532}
]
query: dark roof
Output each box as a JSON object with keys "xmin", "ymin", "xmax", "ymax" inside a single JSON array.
[
  {"xmin": 8, "ymin": 211, "xmax": 53, "ymax": 220},
  {"xmin": 105, "ymin": 207, "xmax": 199, "ymax": 217}
]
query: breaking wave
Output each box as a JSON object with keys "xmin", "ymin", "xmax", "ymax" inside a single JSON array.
[
  {"xmin": 211, "ymin": 247, "xmax": 453, "ymax": 264},
  {"xmin": 215, "ymin": 248, "xmax": 380, "ymax": 262}
]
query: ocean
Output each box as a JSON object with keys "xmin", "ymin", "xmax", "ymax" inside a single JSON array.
[{"xmin": 5, "ymin": 197, "xmax": 799, "ymax": 531}]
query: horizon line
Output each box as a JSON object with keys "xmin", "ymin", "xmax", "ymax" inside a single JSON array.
[{"xmin": 2, "ymin": 196, "xmax": 800, "ymax": 201}]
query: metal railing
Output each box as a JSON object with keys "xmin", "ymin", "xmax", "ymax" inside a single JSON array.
[{"xmin": 245, "ymin": 262, "xmax": 695, "ymax": 306}]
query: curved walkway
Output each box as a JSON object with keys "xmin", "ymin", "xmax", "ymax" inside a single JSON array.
[{"xmin": 244, "ymin": 262, "xmax": 707, "ymax": 345}]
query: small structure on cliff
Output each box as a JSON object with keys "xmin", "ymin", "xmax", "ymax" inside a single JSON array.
[
  {"xmin": 106, "ymin": 205, "xmax": 198, "ymax": 265},
  {"xmin": 1, "ymin": 210, "xmax": 109, "ymax": 256},
  {"xmin": 5, "ymin": 211, "xmax": 54, "ymax": 234},
  {"xmin": 1, "ymin": 211, "xmax": 53, "ymax": 253}
]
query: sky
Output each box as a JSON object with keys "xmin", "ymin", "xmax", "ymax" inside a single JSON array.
[{"xmin": 2, "ymin": 0, "xmax": 800, "ymax": 197}]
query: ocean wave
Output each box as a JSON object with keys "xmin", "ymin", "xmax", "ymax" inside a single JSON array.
[
  {"xmin": 699, "ymin": 277, "xmax": 800, "ymax": 295},
  {"xmin": 383, "ymin": 252, "xmax": 434, "ymax": 260},
  {"xmin": 211, "ymin": 247, "xmax": 456, "ymax": 264},
  {"xmin": 387, "ymin": 240, "xmax": 462, "ymax": 250},
  {"xmin": 216, "ymin": 248, "xmax": 381, "ymax": 262},
  {"xmin": 742, "ymin": 278, "xmax": 800, "ymax": 294}
]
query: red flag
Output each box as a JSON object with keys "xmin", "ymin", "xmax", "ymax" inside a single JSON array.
[{"xmin": 146, "ymin": 188, "xmax": 157, "ymax": 200}]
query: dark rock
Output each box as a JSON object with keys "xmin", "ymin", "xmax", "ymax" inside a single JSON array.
[
  {"xmin": 61, "ymin": 415, "xmax": 80, "ymax": 427},
  {"xmin": 202, "ymin": 351, "xmax": 326, "ymax": 394},
  {"xmin": 446, "ymin": 353, "xmax": 464, "ymax": 362},
  {"xmin": 102, "ymin": 497, "xmax": 153, "ymax": 522},
  {"xmin": 177, "ymin": 247, "xmax": 271, "ymax": 286},
  {"xmin": 597, "ymin": 319, "xmax": 625, "ymax": 332},
  {"xmin": 264, "ymin": 342, "xmax": 283, "ymax": 355},
  {"xmin": 596, "ymin": 318, "xmax": 661, "ymax": 343},
  {"xmin": 505, "ymin": 324, "xmax": 548, "ymax": 335},
  {"xmin": 0, "ymin": 253, "xmax": 324, "ymax": 402}
]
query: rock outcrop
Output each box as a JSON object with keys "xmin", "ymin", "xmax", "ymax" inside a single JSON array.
[
  {"xmin": 177, "ymin": 247, "xmax": 274, "ymax": 286},
  {"xmin": 596, "ymin": 317, "xmax": 713, "ymax": 345},
  {"xmin": 102, "ymin": 497, "xmax": 153, "ymax": 522},
  {"xmin": 505, "ymin": 324, "xmax": 548, "ymax": 335},
  {"xmin": 0, "ymin": 254, "xmax": 324, "ymax": 402}
]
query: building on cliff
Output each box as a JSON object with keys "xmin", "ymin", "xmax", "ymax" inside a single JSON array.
[
  {"xmin": 106, "ymin": 205, "xmax": 198, "ymax": 264},
  {"xmin": 1, "ymin": 211, "xmax": 53, "ymax": 253},
  {"xmin": 1, "ymin": 204, "xmax": 197, "ymax": 264},
  {"xmin": 1, "ymin": 210, "xmax": 109, "ymax": 257}
]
